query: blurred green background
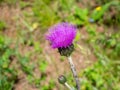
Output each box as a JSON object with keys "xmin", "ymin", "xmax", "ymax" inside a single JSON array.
[{"xmin": 0, "ymin": 0, "xmax": 120, "ymax": 90}]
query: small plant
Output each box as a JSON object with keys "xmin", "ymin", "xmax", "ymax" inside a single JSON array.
[
  {"xmin": 32, "ymin": 0, "xmax": 60, "ymax": 30},
  {"xmin": 0, "ymin": 36, "xmax": 17, "ymax": 90},
  {"xmin": 46, "ymin": 22, "xmax": 80, "ymax": 90},
  {"xmin": 0, "ymin": 20, "xmax": 6, "ymax": 30}
]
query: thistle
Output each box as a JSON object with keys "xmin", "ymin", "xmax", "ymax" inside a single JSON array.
[{"xmin": 46, "ymin": 22, "xmax": 80, "ymax": 90}]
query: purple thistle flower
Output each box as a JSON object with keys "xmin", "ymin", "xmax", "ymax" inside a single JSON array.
[{"xmin": 46, "ymin": 22, "xmax": 77, "ymax": 48}]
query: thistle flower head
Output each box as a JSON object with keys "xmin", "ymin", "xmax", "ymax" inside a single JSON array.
[{"xmin": 46, "ymin": 22, "xmax": 77, "ymax": 48}]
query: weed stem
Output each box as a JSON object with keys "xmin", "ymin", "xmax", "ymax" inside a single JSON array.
[
  {"xmin": 65, "ymin": 82, "xmax": 74, "ymax": 90},
  {"xmin": 68, "ymin": 56, "xmax": 80, "ymax": 90}
]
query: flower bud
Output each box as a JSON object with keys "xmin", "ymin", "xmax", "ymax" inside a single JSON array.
[{"xmin": 58, "ymin": 75, "xmax": 67, "ymax": 84}]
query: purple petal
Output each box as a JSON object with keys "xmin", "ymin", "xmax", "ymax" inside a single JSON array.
[{"xmin": 46, "ymin": 22, "xmax": 77, "ymax": 48}]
